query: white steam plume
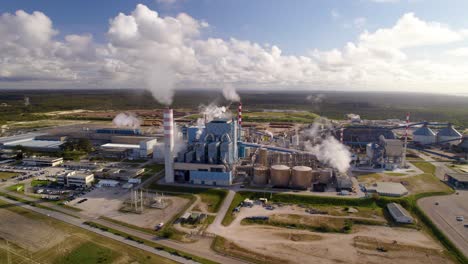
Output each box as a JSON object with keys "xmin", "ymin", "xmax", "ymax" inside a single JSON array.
[
  {"xmin": 195, "ymin": 103, "xmax": 232, "ymax": 140},
  {"xmin": 304, "ymin": 117, "xmax": 351, "ymax": 173},
  {"xmin": 112, "ymin": 112, "xmax": 141, "ymax": 128},
  {"xmin": 222, "ymin": 85, "xmax": 240, "ymax": 102},
  {"xmin": 144, "ymin": 65, "xmax": 176, "ymax": 106}
]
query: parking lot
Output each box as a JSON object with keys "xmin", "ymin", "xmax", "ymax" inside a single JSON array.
[{"xmin": 418, "ymin": 189, "xmax": 468, "ymax": 255}]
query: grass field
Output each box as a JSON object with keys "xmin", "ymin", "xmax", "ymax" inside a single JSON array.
[
  {"xmin": 242, "ymin": 111, "xmax": 319, "ymax": 123},
  {"xmin": 0, "ymin": 171, "xmax": 17, "ymax": 180},
  {"xmin": 53, "ymin": 242, "xmax": 118, "ymax": 264},
  {"xmin": 0, "ymin": 199, "xmax": 177, "ymax": 264}
]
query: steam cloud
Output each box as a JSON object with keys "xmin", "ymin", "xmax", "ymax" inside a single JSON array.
[
  {"xmin": 112, "ymin": 112, "xmax": 141, "ymax": 128},
  {"xmin": 222, "ymin": 85, "xmax": 240, "ymax": 102},
  {"xmin": 195, "ymin": 103, "xmax": 232, "ymax": 139},
  {"xmin": 144, "ymin": 65, "xmax": 176, "ymax": 106},
  {"xmin": 304, "ymin": 118, "xmax": 351, "ymax": 173}
]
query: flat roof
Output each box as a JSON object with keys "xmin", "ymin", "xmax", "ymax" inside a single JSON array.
[
  {"xmin": 367, "ymin": 182, "xmax": 408, "ymax": 195},
  {"xmin": 5, "ymin": 139, "xmax": 63, "ymax": 149},
  {"xmin": 23, "ymin": 157, "xmax": 63, "ymax": 162},
  {"xmin": 447, "ymin": 173, "xmax": 468, "ymax": 182},
  {"xmin": 101, "ymin": 143, "xmax": 140, "ymax": 149}
]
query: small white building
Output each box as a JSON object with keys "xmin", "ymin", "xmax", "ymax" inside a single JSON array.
[
  {"xmin": 57, "ymin": 171, "xmax": 94, "ymax": 188},
  {"xmin": 23, "ymin": 157, "xmax": 64, "ymax": 167},
  {"xmin": 96, "ymin": 179, "xmax": 119, "ymax": 188},
  {"xmin": 387, "ymin": 202, "xmax": 414, "ymax": 224}
]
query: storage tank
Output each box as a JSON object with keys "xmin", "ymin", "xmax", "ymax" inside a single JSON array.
[
  {"xmin": 318, "ymin": 168, "xmax": 332, "ymax": 184},
  {"xmin": 259, "ymin": 148, "xmax": 268, "ymax": 166},
  {"xmin": 270, "ymin": 165, "xmax": 291, "ymax": 188},
  {"xmin": 311, "ymin": 170, "xmax": 320, "ymax": 183},
  {"xmin": 253, "ymin": 166, "xmax": 269, "ymax": 185},
  {"xmin": 291, "ymin": 166, "xmax": 313, "ymax": 189}
]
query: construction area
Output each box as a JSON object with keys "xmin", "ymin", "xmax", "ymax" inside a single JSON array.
[{"xmin": 210, "ymin": 202, "xmax": 454, "ymax": 264}]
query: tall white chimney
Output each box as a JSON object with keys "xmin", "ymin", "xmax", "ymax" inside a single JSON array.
[{"xmin": 164, "ymin": 108, "xmax": 174, "ymax": 183}]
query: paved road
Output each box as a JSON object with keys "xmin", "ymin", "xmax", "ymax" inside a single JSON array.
[
  {"xmin": 208, "ymin": 190, "xmax": 236, "ymax": 234},
  {"xmin": 415, "ymin": 151, "xmax": 468, "ymax": 258},
  {"xmin": 0, "ymin": 182, "xmax": 246, "ymax": 264},
  {"xmin": 0, "ymin": 195, "xmax": 196, "ymax": 264}
]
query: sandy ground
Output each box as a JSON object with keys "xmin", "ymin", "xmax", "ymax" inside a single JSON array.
[
  {"xmin": 70, "ymin": 187, "xmax": 190, "ymax": 228},
  {"xmin": 210, "ymin": 204, "xmax": 452, "ymax": 264},
  {"xmin": 0, "ymin": 209, "xmax": 68, "ymax": 252}
]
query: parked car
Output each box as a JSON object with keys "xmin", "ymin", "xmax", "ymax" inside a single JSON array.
[
  {"xmin": 456, "ymin": 216, "xmax": 464, "ymax": 221},
  {"xmin": 155, "ymin": 222, "xmax": 164, "ymax": 230}
]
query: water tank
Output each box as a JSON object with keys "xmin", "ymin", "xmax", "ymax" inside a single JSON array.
[
  {"xmin": 311, "ymin": 170, "xmax": 320, "ymax": 183},
  {"xmin": 291, "ymin": 166, "xmax": 313, "ymax": 189},
  {"xmin": 253, "ymin": 166, "xmax": 269, "ymax": 185},
  {"xmin": 270, "ymin": 165, "xmax": 290, "ymax": 188},
  {"xmin": 318, "ymin": 168, "xmax": 332, "ymax": 184}
]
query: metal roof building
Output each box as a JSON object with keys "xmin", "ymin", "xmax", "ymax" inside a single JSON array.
[
  {"xmin": 413, "ymin": 125, "xmax": 436, "ymax": 145},
  {"xmin": 445, "ymin": 173, "xmax": 468, "ymax": 188},
  {"xmin": 437, "ymin": 124, "xmax": 462, "ymax": 145},
  {"xmin": 366, "ymin": 182, "xmax": 408, "ymax": 197},
  {"xmin": 387, "ymin": 202, "xmax": 413, "ymax": 224}
]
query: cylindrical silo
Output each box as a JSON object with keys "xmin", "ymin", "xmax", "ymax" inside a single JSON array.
[
  {"xmin": 270, "ymin": 165, "xmax": 291, "ymax": 188},
  {"xmin": 311, "ymin": 169, "xmax": 320, "ymax": 183},
  {"xmin": 318, "ymin": 168, "xmax": 332, "ymax": 184},
  {"xmin": 259, "ymin": 148, "xmax": 268, "ymax": 166},
  {"xmin": 291, "ymin": 166, "xmax": 313, "ymax": 189},
  {"xmin": 253, "ymin": 166, "xmax": 269, "ymax": 185}
]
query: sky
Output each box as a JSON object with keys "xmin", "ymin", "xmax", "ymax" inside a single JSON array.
[{"xmin": 1, "ymin": 0, "xmax": 468, "ymax": 103}]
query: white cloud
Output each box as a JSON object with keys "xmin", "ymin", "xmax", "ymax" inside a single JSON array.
[
  {"xmin": 1, "ymin": 6, "xmax": 468, "ymax": 99},
  {"xmin": 331, "ymin": 9, "xmax": 340, "ymax": 20},
  {"xmin": 445, "ymin": 47, "xmax": 468, "ymax": 57}
]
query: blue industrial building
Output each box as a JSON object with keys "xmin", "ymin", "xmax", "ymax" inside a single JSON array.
[{"xmin": 174, "ymin": 118, "xmax": 238, "ymax": 186}]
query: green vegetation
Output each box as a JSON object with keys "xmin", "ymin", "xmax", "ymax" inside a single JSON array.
[
  {"xmin": 0, "ymin": 171, "xmax": 17, "ymax": 179},
  {"xmin": 0, "ymin": 199, "xmax": 177, "ymax": 264},
  {"xmin": 222, "ymin": 192, "xmax": 248, "ymax": 226},
  {"xmin": 53, "ymin": 242, "xmax": 118, "ymax": 264},
  {"xmin": 141, "ymin": 163, "xmax": 164, "ymax": 182},
  {"xmin": 412, "ymin": 161, "xmax": 437, "ymax": 174},
  {"xmin": 242, "ymin": 111, "xmax": 319, "ymax": 123},
  {"xmin": 84, "ymin": 221, "xmax": 217, "ymax": 264},
  {"xmin": 148, "ymin": 184, "xmax": 228, "ymax": 213},
  {"xmin": 242, "ymin": 214, "xmax": 383, "ymax": 234}
]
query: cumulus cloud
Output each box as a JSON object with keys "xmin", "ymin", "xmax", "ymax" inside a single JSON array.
[{"xmin": 1, "ymin": 6, "xmax": 468, "ymax": 97}]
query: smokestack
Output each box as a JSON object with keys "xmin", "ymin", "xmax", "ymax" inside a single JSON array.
[
  {"xmin": 401, "ymin": 112, "xmax": 410, "ymax": 168},
  {"xmin": 164, "ymin": 108, "xmax": 174, "ymax": 183},
  {"xmin": 237, "ymin": 102, "xmax": 242, "ymax": 126}
]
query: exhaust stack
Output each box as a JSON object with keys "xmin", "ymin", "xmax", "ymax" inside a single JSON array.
[{"xmin": 164, "ymin": 108, "xmax": 174, "ymax": 183}]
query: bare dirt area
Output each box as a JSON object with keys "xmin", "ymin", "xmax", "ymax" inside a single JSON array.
[
  {"xmin": 212, "ymin": 204, "xmax": 453, "ymax": 264},
  {"xmin": 70, "ymin": 187, "xmax": 190, "ymax": 228},
  {"xmin": 0, "ymin": 209, "xmax": 68, "ymax": 252}
]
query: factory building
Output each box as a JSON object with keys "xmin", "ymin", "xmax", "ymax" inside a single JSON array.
[
  {"xmin": 343, "ymin": 126, "xmax": 396, "ymax": 145},
  {"xmin": 413, "ymin": 124, "xmax": 436, "ymax": 145},
  {"xmin": 100, "ymin": 138, "xmax": 157, "ymax": 159},
  {"xmin": 57, "ymin": 171, "xmax": 94, "ymax": 188},
  {"xmin": 23, "ymin": 157, "xmax": 64, "ymax": 167},
  {"xmin": 445, "ymin": 173, "xmax": 468, "ymax": 188},
  {"xmin": 366, "ymin": 182, "xmax": 408, "ymax": 197},
  {"xmin": 172, "ymin": 118, "xmax": 238, "ymax": 186},
  {"xmin": 366, "ymin": 136, "xmax": 403, "ymax": 169},
  {"xmin": 387, "ymin": 203, "xmax": 413, "ymax": 224},
  {"xmin": 437, "ymin": 124, "xmax": 462, "ymax": 145}
]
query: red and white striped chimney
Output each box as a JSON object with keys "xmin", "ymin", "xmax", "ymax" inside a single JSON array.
[
  {"xmin": 237, "ymin": 102, "xmax": 242, "ymax": 126},
  {"xmin": 164, "ymin": 108, "xmax": 174, "ymax": 183}
]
